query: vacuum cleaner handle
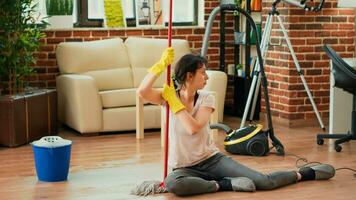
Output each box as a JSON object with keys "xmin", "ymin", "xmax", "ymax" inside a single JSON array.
[
  {"xmin": 210, "ymin": 123, "xmax": 233, "ymax": 134},
  {"xmin": 266, "ymin": 129, "xmax": 285, "ymax": 156}
]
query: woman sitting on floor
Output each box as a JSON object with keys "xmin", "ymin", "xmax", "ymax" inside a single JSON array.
[{"xmin": 137, "ymin": 48, "xmax": 335, "ymax": 196}]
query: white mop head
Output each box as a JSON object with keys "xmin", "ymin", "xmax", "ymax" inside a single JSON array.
[{"xmin": 131, "ymin": 180, "xmax": 167, "ymax": 196}]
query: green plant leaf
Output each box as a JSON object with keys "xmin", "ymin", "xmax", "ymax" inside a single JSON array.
[{"xmin": 0, "ymin": 0, "xmax": 45, "ymax": 94}]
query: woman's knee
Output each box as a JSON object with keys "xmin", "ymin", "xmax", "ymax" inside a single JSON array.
[
  {"xmin": 164, "ymin": 175, "xmax": 191, "ymax": 196},
  {"xmin": 252, "ymin": 174, "xmax": 277, "ymax": 190},
  {"xmin": 164, "ymin": 174, "xmax": 176, "ymax": 191}
]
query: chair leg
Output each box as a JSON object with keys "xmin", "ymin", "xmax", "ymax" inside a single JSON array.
[
  {"xmin": 317, "ymin": 95, "xmax": 355, "ymax": 152},
  {"xmin": 317, "ymin": 133, "xmax": 347, "ymax": 145},
  {"xmin": 334, "ymin": 133, "xmax": 354, "ymax": 152},
  {"xmin": 317, "ymin": 133, "xmax": 348, "ymax": 140},
  {"xmin": 335, "ymin": 133, "xmax": 353, "ymax": 145},
  {"xmin": 317, "ymin": 132, "xmax": 355, "ymax": 152}
]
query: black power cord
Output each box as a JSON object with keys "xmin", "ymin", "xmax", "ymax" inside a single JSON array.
[{"xmin": 285, "ymin": 153, "xmax": 356, "ymax": 178}]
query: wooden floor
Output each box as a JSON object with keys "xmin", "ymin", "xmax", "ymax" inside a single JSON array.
[{"xmin": 0, "ymin": 116, "xmax": 355, "ymax": 200}]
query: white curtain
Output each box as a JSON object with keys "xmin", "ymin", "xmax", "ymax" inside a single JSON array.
[
  {"xmin": 73, "ymin": 0, "xmax": 77, "ymax": 23},
  {"xmin": 162, "ymin": 0, "xmax": 194, "ymax": 23},
  {"xmin": 122, "ymin": 0, "xmax": 135, "ymax": 18},
  {"xmin": 88, "ymin": 0, "xmax": 105, "ymax": 19}
]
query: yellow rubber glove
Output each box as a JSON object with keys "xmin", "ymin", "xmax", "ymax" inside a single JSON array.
[
  {"xmin": 162, "ymin": 79, "xmax": 185, "ymax": 114},
  {"xmin": 148, "ymin": 47, "xmax": 174, "ymax": 77}
]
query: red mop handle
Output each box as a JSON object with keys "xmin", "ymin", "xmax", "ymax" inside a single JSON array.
[{"xmin": 163, "ymin": 0, "xmax": 173, "ymax": 181}]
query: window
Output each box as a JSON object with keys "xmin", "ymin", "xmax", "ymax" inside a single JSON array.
[
  {"xmin": 75, "ymin": 0, "xmax": 202, "ymax": 28},
  {"xmin": 162, "ymin": 0, "xmax": 197, "ymax": 26},
  {"xmin": 31, "ymin": 0, "xmax": 48, "ymax": 24},
  {"xmin": 75, "ymin": 0, "xmax": 103, "ymax": 27}
]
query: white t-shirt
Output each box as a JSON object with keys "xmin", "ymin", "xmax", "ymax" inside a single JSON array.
[{"xmin": 164, "ymin": 90, "xmax": 219, "ymax": 169}]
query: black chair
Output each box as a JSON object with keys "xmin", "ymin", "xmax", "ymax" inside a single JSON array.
[{"xmin": 317, "ymin": 45, "xmax": 356, "ymax": 152}]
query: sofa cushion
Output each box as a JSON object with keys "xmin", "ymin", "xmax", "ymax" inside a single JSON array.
[
  {"xmin": 56, "ymin": 38, "xmax": 131, "ymax": 74},
  {"xmin": 84, "ymin": 68, "xmax": 133, "ymax": 91},
  {"xmin": 99, "ymin": 88, "xmax": 136, "ymax": 108},
  {"xmin": 132, "ymin": 68, "xmax": 167, "ymax": 89},
  {"xmin": 125, "ymin": 37, "xmax": 191, "ymax": 87}
]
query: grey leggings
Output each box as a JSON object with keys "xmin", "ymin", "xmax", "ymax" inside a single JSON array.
[{"xmin": 164, "ymin": 153, "xmax": 298, "ymax": 196}]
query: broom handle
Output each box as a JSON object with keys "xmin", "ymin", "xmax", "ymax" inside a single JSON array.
[{"xmin": 163, "ymin": 0, "xmax": 173, "ymax": 180}]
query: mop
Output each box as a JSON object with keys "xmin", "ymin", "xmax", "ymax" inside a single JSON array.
[{"xmin": 131, "ymin": 0, "xmax": 173, "ymax": 196}]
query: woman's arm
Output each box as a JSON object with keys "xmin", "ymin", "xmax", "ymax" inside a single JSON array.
[
  {"xmin": 137, "ymin": 73, "xmax": 163, "ymax": 105},
  {"xmin": 161, "ymin": 81, "xmax": 215, "ymax": 135},
  {"xmin": 137, "ymin": 48, "xmax": 174, "ymax": 105},
  {"xmin": 175, "ymin": 106, "xmax": 214, "ymax": 135}
]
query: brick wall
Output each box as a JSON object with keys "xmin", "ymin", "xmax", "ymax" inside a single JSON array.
[
  {"xmin": 27, "ymin": 0, "xmax": 355, "ymax": 126},
  {"xmin": 261, "ymin": 0, "xmax": 355, "ymax": 126},
  {"xmin": 34, "ymin": 27, "xmax": 212, "ymax": 87}
]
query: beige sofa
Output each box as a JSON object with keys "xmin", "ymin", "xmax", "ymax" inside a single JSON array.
[{"xmin": 56, "ymin": 37, "xmax": 227, "ymax": 136}]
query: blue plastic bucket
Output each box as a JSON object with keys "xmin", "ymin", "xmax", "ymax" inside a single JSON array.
[{"xmin": 32, "ymin": 136, "xmax": 72, "ymax": 182}]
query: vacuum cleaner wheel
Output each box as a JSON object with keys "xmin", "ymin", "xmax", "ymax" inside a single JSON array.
[{"xmin": 247, "ymin": 138, "xmax": 268, "ymax": 156}]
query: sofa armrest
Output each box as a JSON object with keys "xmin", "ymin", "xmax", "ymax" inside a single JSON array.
[
  {"xmin": 57, "ymin": 74, "xmax": 103, "ymax": 134},
  {"xmin": 204, "ymin": 70, "xmax": 228, "ymax": 122},
  {"xmin": 209, "ymin": 91, "xmax": 219, "ymax": 138}
]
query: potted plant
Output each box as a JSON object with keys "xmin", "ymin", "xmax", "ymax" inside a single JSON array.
[
  {"xmin": 0, "ymin": 0, "xmax": 56, "ymax": 147},
  {"xmin": 0, "ymin": 0, "xmax": 46, "ymax": 95},
  {"xmin": 236, "ymin": 64, "xmax": 244, "ymax": 77},
  {"xmin": 46, "ymin": 0, "xmax": 73, "ymax": 28}
]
